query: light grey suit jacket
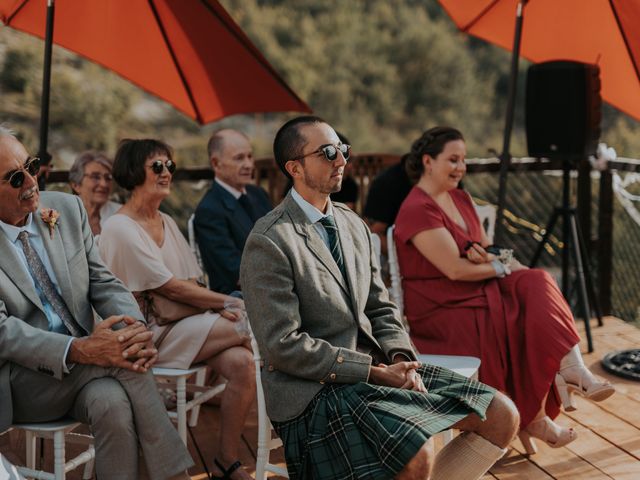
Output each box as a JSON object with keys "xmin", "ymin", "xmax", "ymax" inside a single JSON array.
[
  {"xmin": 240, "ymin": 193, "xmax": 416, "ymax": 422},
  {"xmin": 0, "ymin": 191, "xmax": 143, "ymax": 431}
]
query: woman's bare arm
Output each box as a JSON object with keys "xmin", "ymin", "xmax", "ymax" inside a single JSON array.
[
  {"xmin": 154, "ymin": 277, "xmax": 230, "ymax": 311},
  {"xmin": 411, "ymin": 227, "xmax": 498, "ymax": 281}
]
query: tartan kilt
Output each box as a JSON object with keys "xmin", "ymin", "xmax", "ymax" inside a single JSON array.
[{"xmin": 272, "ymin": 363, "xmax": 496, "ymax": 480}]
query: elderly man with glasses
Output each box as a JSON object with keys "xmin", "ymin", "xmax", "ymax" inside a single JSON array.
[
  {"xmin": 0, "ymin": 126, "xmax": 193, "ymax": 480},
  {"xmin": 241, "ymin": 116, "xmax": 519, "ymax": 480}
]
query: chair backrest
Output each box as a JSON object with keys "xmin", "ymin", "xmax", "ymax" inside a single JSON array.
[
  {"xmin": 472, "ymin": 203, "xmax": 497, "ymax": 243},
  {"xmin": 187, "ymin": 214, "xmax": 209, "ymax": 288},
  {"xmin": 386, "ymin": 225, "xmax": 404, "ymax": 316},
  {"xmin": 370, "ymin": 232, "xmax": 382, "ymax": 265},
  {"xmin": 250, "ymin": 331, "xmax": 289, "ymax": 479},
  {"xmin": 187, "ymin": 214, "xmax": 202, "ymax": 265}
]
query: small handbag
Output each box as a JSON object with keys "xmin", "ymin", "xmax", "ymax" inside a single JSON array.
[{"xmin": 140, "ymin": 279, "xmax": 207, "ymax": 326}]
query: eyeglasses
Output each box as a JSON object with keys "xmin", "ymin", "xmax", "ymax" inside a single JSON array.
[
  {"xmin": 83, "ymin": 173, "xmax": 113, "ymax": 183},
  {"xmin": 292, "ymin": 144, "xmax": 351, "ymax": 163},
  {"xmin": 2, "ymin": 157, "xmax": 41, "ymax": 189},
  {"xmin": 148, "ymin": 159, "xmax": 176, "ymax": 175}
]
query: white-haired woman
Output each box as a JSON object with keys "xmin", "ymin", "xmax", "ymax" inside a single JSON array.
[{"xmin": 69, "ymin": 151, "xmax": 119, "ymax": 236}]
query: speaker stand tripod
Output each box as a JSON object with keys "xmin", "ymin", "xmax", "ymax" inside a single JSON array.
[{"xmin": 529, "ymin": 161, "xmax": 602, "ymax": 353}]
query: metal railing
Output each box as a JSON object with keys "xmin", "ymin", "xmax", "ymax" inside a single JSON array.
[{"xmin": 46, "ymin": 154, "xmax": 640, "ymax": 321}]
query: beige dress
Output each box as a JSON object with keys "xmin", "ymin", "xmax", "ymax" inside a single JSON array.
[{"xmin": 99, "ymin": 212, "xmax": 220, "ymax": 368}]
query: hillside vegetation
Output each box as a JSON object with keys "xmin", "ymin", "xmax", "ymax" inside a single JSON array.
[
  {"xmin": 1, "ymin": 0, "xmax": 639, "ymax": 321},
  {"xmin": 2, "ymin": 0, "xmax": 639, "ymax": 162}
]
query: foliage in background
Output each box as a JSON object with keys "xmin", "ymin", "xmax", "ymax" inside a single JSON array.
[
  {"xmin": 1, "ymin": 0, "xmax": 640, "ymax": 321},
  {"xmin": 3, "ymin": 0, "xmax": 640, "ymax": 159}
]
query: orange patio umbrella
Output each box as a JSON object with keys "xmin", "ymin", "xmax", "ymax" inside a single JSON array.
[
  {"xmin": 438, "ymin": 0, "xmax": 640, "ymax": 242},
  {"xmin": 0, "ymin": 0, "xmax": 311, "ymax": 161},
  {"xmin": 438, "ymin": 0, "xmax": 640, "ymax": 121}
]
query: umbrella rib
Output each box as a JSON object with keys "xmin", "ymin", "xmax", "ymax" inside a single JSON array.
[
  {"xmin": 459, "ymin": 0, "xmax": 502, "ymax": 32},
  {"xmin": 147, "ymin": 0, "xmax": 204, "ymax": 124},
  {"xmin": 609, "ymin": 0, "xmax": 640, "ymax": 90},
  {"xmin": 5, "ymin": 0, "xmax": 30, "ymax": 25},
  {"xmin": 199, "ymin": 0, "xmax": 308, "ymax": 109}
]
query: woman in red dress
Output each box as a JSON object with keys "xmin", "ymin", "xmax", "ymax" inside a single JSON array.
[{"xmin": 394, "ymin": 127, "xmax": 615, "ymax": 454}]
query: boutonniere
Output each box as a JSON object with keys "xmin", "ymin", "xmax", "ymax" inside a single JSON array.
[{"xmin": 40, "ymin": 208, "xmax": 61, "ymax": 239}]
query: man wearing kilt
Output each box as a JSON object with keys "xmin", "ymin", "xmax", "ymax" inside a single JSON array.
[{"xmin": 240, "ymin": 116, "xmax": 519, "ymax": 479}]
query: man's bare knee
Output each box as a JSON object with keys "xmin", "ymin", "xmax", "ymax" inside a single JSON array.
[
  {"xmin": 397, "ymin": 439, "xmax": 435, "ymax": 480},
  {"xmin": 481, "ymin": 392, "xmax": 519, "ymax": 448}
]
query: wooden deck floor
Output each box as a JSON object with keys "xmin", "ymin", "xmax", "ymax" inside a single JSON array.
[
  {"xmin": 484, "ymin": 316, "xmax": 640, "ymax": 480},
  {"xmin": 2, "ymin": 316, "xmax": 640, "ymax": 479}
]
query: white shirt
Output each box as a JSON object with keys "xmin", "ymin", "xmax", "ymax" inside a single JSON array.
[
  {"xmin": 290, "ymin": 187, "xmax": 335, "ymax": 250},
  {"xmin": 215, "ymin": 178, "xmax": 246, "ymax": 199}
]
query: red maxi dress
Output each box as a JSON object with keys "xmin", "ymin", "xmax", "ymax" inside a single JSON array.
[{"xmin": 394, "ymin": 187, "xmax": 581, "ymax": 427}]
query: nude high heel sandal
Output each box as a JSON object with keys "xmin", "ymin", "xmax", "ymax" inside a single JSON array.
[
  {"xmin": 518, "ymin": 417, "xmax": 577, "ymax": 455},
  {"xmin": 555, "ymin": 373, "xmax": 577, "ymax": 411},
  {"xmin": 555, "ymin": 370, "xmax": 616, "ymax": 412},
  {"xmin": 557, "ymin": 346, "xmax": 616, "ymax": 412}
]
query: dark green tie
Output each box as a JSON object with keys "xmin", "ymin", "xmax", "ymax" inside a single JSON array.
[{"xmin": 319, "ymin": 215, "xmax": 346, "ymax": 278}]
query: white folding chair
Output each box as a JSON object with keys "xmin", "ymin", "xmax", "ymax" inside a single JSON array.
[
  {"xmin": 472, "ymin": 202, "xmax": 497, "ymax": 243},
  {"xmin": 251, "ymin": 333, "xmax": 289, "ymax": 480},
  {"xmin": 12, "ymin": 419, "xmax": 94, "ymax": 480},
  {"xmin": 370, "ymin": 232, "xmax": 382, "ymax": 264},
  {"xmin": 418, "ymin": 354, "xmax": 481, "ymax": 444},
  {"xmin": 152, "ymin": 365, "xmax": 226, "ymax": 444},
  {"xmin": 417, "ymin": 354, "xmax": 480, "ymax": 381},
  {"xmin": 387, "ymin": 225, "xmax": 404, "ymax": 315},
  {"xmin": 387, "ymin": 225, "xmax": 482, "ymax": 444},
  {"xmin": 187, "ymin": 214, "xmax": 209, "ymax": 288}
]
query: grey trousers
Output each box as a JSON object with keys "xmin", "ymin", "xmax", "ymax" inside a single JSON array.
[{"xmin": 10, "ymin": 363, "xmax": 193, "ymax": 479}]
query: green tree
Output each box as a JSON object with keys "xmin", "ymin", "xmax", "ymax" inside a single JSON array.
[
  {"xmin": 0, "ymin": 46, "xmax": 39, "ymax": 93},
  {"xmin": 46, "ymin": 62, "xmax": 138, "ymax": 151}
]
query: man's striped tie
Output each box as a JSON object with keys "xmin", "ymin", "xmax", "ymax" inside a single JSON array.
[{"xmin": 319, "ymin": 215, "xmax": 346, "ymax": 279}]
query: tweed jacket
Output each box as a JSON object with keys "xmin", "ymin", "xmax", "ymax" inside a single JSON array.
[
  {"xmin": 194, "ymin": 182, "xmax": 272, "ymax": 293},
  {"xmin": 0, "ymin": 191, "xmax": 142, "ymax": 431},
  {"xmin": 240, "ymin": 193, "xmax": 416, "ymax": 422}
]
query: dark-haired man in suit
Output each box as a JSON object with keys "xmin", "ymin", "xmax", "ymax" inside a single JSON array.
[
  {"xmin": 241, "ymin": 116, "xmax": 518, "ymax": 480},
  {"xmin": 194, "ymin": 129, "xmax": 271, "ymax": 293}
]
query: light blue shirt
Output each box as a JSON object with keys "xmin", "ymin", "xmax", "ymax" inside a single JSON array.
[
  {"xmin": 0, "ymin": 213, "xmax": 74, "ymax": 370},
  {"xmin": 290, "ymin": 187, "xmax": 335, "ymax": 250},
  {"xmin": 291, "ymin": 188, "xmax": 410, "ymax": 361}
]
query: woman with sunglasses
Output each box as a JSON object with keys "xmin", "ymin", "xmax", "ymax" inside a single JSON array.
[
  {"xmin": 99, "ymin": 139, "xmax": 255, "ymax": 480},
  {"xmin": 69, "ymin": 151, "xmax": 120, "ymax": 236},
  {"xmin": 393, "ymin": 127, "xmax": 615, "ymax": 455}
]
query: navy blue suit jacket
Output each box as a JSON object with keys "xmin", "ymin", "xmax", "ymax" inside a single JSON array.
[{"xmin": 194, "ymin": 182, "xmax": 272, "ymax": 293}]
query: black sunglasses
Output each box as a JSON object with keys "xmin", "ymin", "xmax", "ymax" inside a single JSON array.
[
  {"xmin": 148, "ymin": 159, "xmax": 176, "ymax": 175},
  {"xmin": 294, "ymin": 144, "xmax": 351, "ymax": 162},
  {"xmin": 2, "ymin": 157, "xmax": 41, "ymax": 189}
]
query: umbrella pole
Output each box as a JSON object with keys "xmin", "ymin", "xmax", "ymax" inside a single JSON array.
[
  {"xmin": 495, "ymin": 0, "xmax": 528, "ymax": 242},
  {"xmin": 37, "ymin": 0, "xmax": 55, "ymax": 190}
]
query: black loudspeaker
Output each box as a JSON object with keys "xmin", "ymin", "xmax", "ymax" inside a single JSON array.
[{"xmin": 526, "ymin": 61, "xmax": 601, "ymax": 159}]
